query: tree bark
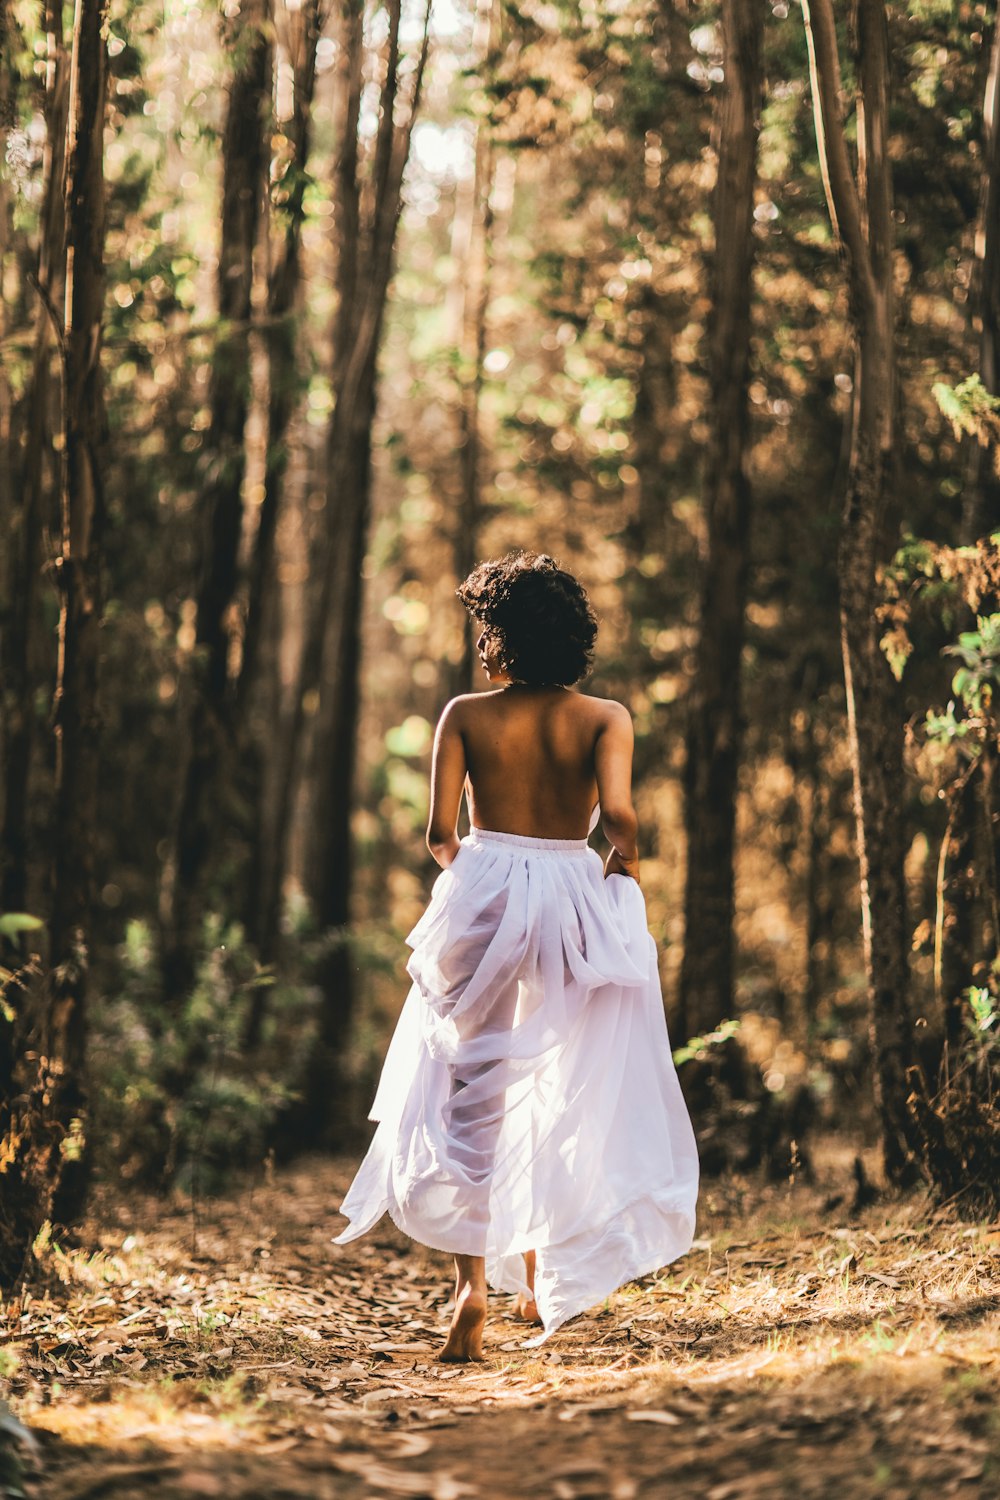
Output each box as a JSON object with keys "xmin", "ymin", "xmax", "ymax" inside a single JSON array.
[
  {"xmin": 163, "ymin": 0, "xmax": 272, "ymax": 1002},
  {"xmin": 677, "ymin": 0, "xmax": 764, "ymax": 1042},
  {"xmin": 292, "ymin": 0, "xmax": 432, "ymax": 1144},
  {"xmin": 241, "ymin": 0, "xmax": 322, "ymax": 705},
  {"xmin": 802, "ymin": 0, "xmax": 918, "ymax": 1180},
  {"xmin": 447, "ymin": 0, "xmax": 498, "ymax": 695},
  {"xmin": 937, "ymin": 773, "xmax": 977, "ymax": 1049},
  {"xmin": 242, "ymin": 0, "xmax": 323, "ymax": 990},
  {"xmin": 47, "ymin": 0, "xmax": 110, "ymax": 1225},
  {"xmin": 0, "ymin": 0, "xmax": 13, "ymax": 557},
  {"xmin": 938, "ymin": 17, "xmax": 1000, "ymax": 1043},
  {"xmin": 0, "ymin": 0, "xmax": 19, "ymax": 909},
  {"xmin": 964, "ymin": 12, "xmax": 1000, "ymax": 542},
  {"xmin": 1, "ymin": 0, "xmax": 68, "ymax": 917}
]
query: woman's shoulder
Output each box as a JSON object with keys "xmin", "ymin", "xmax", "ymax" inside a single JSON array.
[
  {"xmin": 571, "ymin": 690, "xmax": 632, "ymax": 724},
  {"xmin": 440, "ymin": 688, "xmax": 630, "ymax": 724},
  {"xmin": 436, "ymin": 690, "xmax": 506, "ymax": 725}
]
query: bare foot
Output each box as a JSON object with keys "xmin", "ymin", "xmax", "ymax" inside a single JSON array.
[
  {"xmin": 514, "ymin": 1249, "xmax": 543, "ymax": 1325},
  {"xmin": 439, "ymin": 1282, "xmax": 487, "ymax": 1362},
  {"xmin": 439, "ymin": 1254, "xmax": 487, "ymax": 1362},
  {"xmin": 513, "ymin": 1290, "xmax": 541, "ymax": 1322}
]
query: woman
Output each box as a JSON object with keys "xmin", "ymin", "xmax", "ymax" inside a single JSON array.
[{"xmin": 334, "ymin": 551, "xmax": 698, "ymax": 1360}]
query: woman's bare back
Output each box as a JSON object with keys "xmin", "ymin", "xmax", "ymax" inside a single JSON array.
[
  {"xmin": 426, "ymin": 684, "xmax": 638, "ymax": 873},
  {"xmin": 461, "ymin": 686, "xmax": 606, "ymax": 839}
]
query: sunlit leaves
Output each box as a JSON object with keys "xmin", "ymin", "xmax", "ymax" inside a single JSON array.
[
  {"xmin": 943, "ymin": 614, "xmax": 1000, "ymax": 714},
  {"xmin": 966, "ymin": 984, "xmax": 998, "ymax": 1035},
  {"xmin": 384, "ymin": 594, "xmax": 430, "ymax": 636},
  {"xmin": 933, "ymin": 375, "xmax": 1000, "ymax": 458},
  {"xmin": 0, "ymin": 913, "xmax": 43, "ymax": 939},
  {"xmin": 385, "ymin": 715, "xmax": 432, "ymax": 756}
]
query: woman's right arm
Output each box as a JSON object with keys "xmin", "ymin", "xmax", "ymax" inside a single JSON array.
[
  {"xmin": 594, "ymin": 702, "xmax": 640, "ymax": 882},
  {"xmin": 426, "ymin": 698, "xmax": 467, "ymax": 868}
]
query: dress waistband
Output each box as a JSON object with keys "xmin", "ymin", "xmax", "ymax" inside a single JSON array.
[{"xmin": 467, "ymin": 827, "xmax": 590, "ymax": 856}]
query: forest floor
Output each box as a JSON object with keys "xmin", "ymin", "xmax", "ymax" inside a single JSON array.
[{"xmin": 1, "ymin": 1145, "xmax": 999, "ymax": 1500}]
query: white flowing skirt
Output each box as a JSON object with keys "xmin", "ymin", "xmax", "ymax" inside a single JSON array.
[{"xmin": 333, "ymin": 827, "xmax": 699, "ymax": 1341}]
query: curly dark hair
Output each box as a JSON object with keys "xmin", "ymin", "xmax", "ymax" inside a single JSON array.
[{"xmin": 456, "ymin": 550, "xmax": 598, "ymax": 686}]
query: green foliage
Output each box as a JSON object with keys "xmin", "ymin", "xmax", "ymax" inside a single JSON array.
[
  {"xmin": 943, "ymin": 614, "xmax": 1000, "ymax": 715},
  {"xmin": 918, "ymin": 612, "xmax": 1000, "ymax": 757},
  {"xmin": 672, "ymin": 1018, "xmax": 740, "ymax": 1068},
  {"xmin": 923, "ymin": 702, "xmax": 976, "ymax": 755},
  {"xmin": 966, "ymin": 984, "xmax": 998, "ymax": 1038},
  {"xmin": 0, "ymin": 914, "xmax": 42, "ymax": 939},
  {"xmin": 90, "ymin": 918, "xmax": 313, "ymax": 1191},
  {"xmin": 385, "ymin": 715, "xmax": 433, "ymax": 757},
  {"xmin": 933, "ymin": 375, "xmax": 1000, "ymax": 447}
]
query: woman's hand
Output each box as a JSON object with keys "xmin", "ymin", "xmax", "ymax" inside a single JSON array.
[
  {"xmin": 604, "ymin": 846, "xmax": 640, "ymax": 883},
  {"xmin": 430, "ymin": 832, "xmax": 462, "ymax": 870}
]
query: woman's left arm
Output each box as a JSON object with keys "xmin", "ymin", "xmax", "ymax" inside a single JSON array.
[{"xmin": 426, "ymin": 698, "xmax": 467, "ymax": 868}]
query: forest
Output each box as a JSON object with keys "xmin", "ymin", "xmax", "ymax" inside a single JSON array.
[{"xmin": 0, "ymin": 0, "xmax": 999, "ymax": 1493}]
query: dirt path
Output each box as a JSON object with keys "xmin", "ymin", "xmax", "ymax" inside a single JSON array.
[{"xmin": 2, "ymin": 1154, "xmax": 998, "ymax": 1498}]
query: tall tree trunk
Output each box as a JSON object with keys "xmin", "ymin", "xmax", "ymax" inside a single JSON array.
[
  {"xmin": 242, "ymin": 0, "xmax": 322, "ymax": 705},
  {"xmin": 964, "ymin": 12, "xmax": 1000, "ymax": 542},
  {"xmin": 0, "ymin": 0, "xmax": 13, "ymax": 540},
  {"xmin": 801, "ymin": 701, "xmax": 834, "ymax": 1029},
  {"xmin": 47, "ymin": 0, "xmax": 109, "ymax": 1225},
  {"xmin": 448, "ymin": 0, "xmax": 497, "ymax": 695},
  {"xmin": 937, "ymin": 773, "xmax": 978, "ymax": 1049},
  {"xmin": 677, "ymin": 0, "xmax": 764, "ymax": 1042},
  {"xmin": 292, "ymin": 0, "xmax": 432, "ymax": 1144},
  {"xmin": 242, "ymin": 0, "xmax": 322, "ymax": 991},
  {"xmin": 1, "ymin": 0, "xmax": 68, "ymax": 917},
  {"xmin": 630, "ymin": 286, "xmax": 679, "ymax": 554},
  {"xmin": 937, "ymin": 14, "xmax": 1000, "ymax": 1043},
  {"xmin": 301, "ymin": 388, "xmax": 376, "ymax": 1140},
  {"xmin": 163, "ymin": 0, "xmax": 272, "ymax": 1002},
  {"xmin": 0, "ymin": 0, "xmax": 17, "ymax": 907},
  {"xmin": 802, "ymin": 0, "xmax": 918, "ymax": 1181}
]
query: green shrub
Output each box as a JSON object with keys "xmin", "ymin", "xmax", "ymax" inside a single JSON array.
[{"xmin": 89, "ymin": 916, "xmax": 316, "ymax": 1191}]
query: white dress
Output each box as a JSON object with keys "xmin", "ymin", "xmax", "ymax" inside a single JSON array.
[{"xmin": 333, "ymin": 824, "xmax": 699, "ymax": 1341}]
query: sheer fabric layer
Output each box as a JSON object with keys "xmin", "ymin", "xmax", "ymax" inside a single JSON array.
[{"xmin": 334, "ymin": 828, "xmax": 699, "ymax": 1340}]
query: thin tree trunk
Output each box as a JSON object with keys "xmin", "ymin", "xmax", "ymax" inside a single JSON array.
[
  {"xmin": 244, "ymin": 0, "xmax": 367, "ymax": 1029},
  {"xmin": 0, "ymin": 0, "xmax": 13, "ymax": 529},
  {"xmin": 964, "ymin": 12, "xmax": 1000, "ymax": 542},
  {"xmin": 300, "ymin": 394, "xmax": 375, "ymax": 1141},
  {"xmin": 677, "ymin": 0, "xmax": 764, "ymax": 1042},
  {"xmin": 47, "ymin": 0, "xmax": 109, "ymax": 1225},
  {"xmin": 802, "ymin": 0, "xmax": 917, "ymax": 1180},
  {"xmin": 163, "ymin": 0, "xmax": 272, "ymax": 1001},
  {"xmin": 631, "ymin": 286, "xmax": 679, "ymax": 553},
  {"xmin": 448, "ymin": 0, "xmax": 497, "ymax": 695},
  {"xmin": 292, "ymin": 0, "xmax": 432, "ymax": 1144},
  {"xmin": 937, "ymin": 773, "xmax": 977, "ymax": 1049},
  {"xmin": 802, "ymin": 707, "xmax": 834, "ymax": 1028},
  {"xmin": 242, "ymin": 0, "xmax": 323, "ymax": 705},
  {"xmin": 242, "ymin": 0, "xmax": 323, "ymax": 992}
]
